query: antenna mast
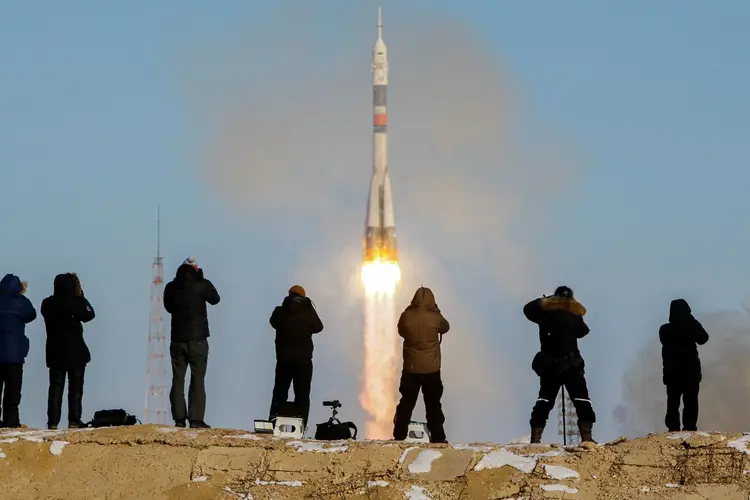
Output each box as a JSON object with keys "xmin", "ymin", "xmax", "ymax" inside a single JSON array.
[
  {"xmin": 557, "ymin": 386, "xmax": 580, "ymax": 445},
  {"xmin": 145, "ymin": 206, "xmax": 169, "ymax": 424}
]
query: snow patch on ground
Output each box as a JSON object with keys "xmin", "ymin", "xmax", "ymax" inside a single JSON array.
[
  {"xmin": 404, "ymin": 485, "xmax": 431, "ymax": 499},
  {"xmin": 224, "ymin": 433, "xmax": 261, "ymax": 440},
  {"xmin": 156, "ymin": 427, "xmax": 179, "ymax": 433},
  {"xmin": 452, "ymin": 443, "xmax": 494, "ymax": 452},
  {"xmin": 543, "ymin": 464, "xmax": 579, "ymax": 480},
  {"xmin": 0, "ymin": 429, "xmax": 63, "ymax": 443},
  {"xmin": 223, "ymin": 486, "xmax": 253, "ymax": 499},
  {"xmin": 0, "ymin": 449, "xmax": 5, "ymax": 459},
  {"xmin": 49, "ymin": 440, "xmax": 69, "ymax": 456},
  {"xmin": 665, "ymin": 483, "xmax": 680, "ymax": 488},
  {"xmin": 192, "ymin": 476, "xmax": 208, "ymax": 482},
  {"xmin": 408, "ymin": 450, "xmax": 443, "ymax": 473},
  {"xmin": 474, "ymin": 448, "xmax": 537, "ymax": 473},
  {"xmin": 287, "ymin": 441, "xmax": 348, "ymax": 453},
  {"xmin": 728, "ymin": 435, "xmax": 750, "ymax": 454},
  {"xmin": 509, "ymin": 434, "xmax": 531, "ymax": 444},
  {"xmin": 368, "ymin": 480, "xmax": 389, "ymax": 487},
  {"xmin": 0, "ymin": 438, "xmax": 18, "ymax": 443},
  {"xmin": 254, "ymin": 479, "xmax": 302, "ymax": 487},
  {"xmin": 541, "ymin": 484, "xmax": 578, "ymax": 493},
  {"xmin": 399, "ymin": 446, "xmax": 418, "ymax": 463},
  {"xmin": 529, "ymin": 449, "xmax": 565, "ymax": 458}
]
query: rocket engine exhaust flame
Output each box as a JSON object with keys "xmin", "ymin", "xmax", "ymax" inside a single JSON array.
[{"xmin": 359, "ymin": 8, "xmax": 401, "ymax": 439}]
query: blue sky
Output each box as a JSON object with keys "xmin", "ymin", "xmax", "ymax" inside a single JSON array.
[{"xmin": 1, "ymin": 1, "xmax": 748, "ymax": 443}]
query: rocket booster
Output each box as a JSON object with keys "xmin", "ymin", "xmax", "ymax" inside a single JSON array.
[{"xmin": 364, "ymin": 7, "xmax": 398, "ymax": 263}]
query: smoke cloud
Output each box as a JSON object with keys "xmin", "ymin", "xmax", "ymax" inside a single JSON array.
[
  {"xmin": 614, "ymin": 306, "xmax": 750, "ymax": 436},
  {"xmin": 179, "ymin": 3, "xmax": 581, "ymax": 442}
]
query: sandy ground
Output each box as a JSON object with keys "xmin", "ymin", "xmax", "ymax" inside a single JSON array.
[{"xmin": 0, "ymin": 425, "xmax": 749, "ymax": 499}]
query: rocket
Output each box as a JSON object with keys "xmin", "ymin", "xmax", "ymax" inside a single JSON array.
[{"xmin": 364, "ymin": 7, "xmax": 398, "ymax": 264}]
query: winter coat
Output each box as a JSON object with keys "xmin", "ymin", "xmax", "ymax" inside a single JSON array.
[
  {"xmin": 0, "ymin": 274, "xmax": 37, "ymax": 364},
  {"xmin": 397, "ymin": 287, "xmax": 450, "ymax": 374},
  {"xmin": 524, "ymin": 296, "xmax": 589, "ymax": 376},
  {"xmin": 163, "ymin": 264, "xmax": 220, "ymax": 342},
  {"xmin": 269, "ymin": 292, "xmax": 324, "ymax": 362},
  {"xmin": 40, "ymin": 273, "xmax": 95, "ymax": 369},
  {"xmin": 659, "ymin": 298, "xmax": 708, "ymax": 385}
]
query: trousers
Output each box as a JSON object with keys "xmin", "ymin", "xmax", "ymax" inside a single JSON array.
[
  {"xmin": 0, "ymin": 363, "xmax": 23, "ymax": 426},
  {"xmin": 48, "ymin": 366, "xmax": 86, "ymax": 426},
  {"xmin": 530, "ymin": 368, "xmax": 596, "ymax": 428},
  {"xmin": 269, "ymin": 358, "xmax": 313, "ymax": 426},
  {"xmin": 169, "ymin": 340, "xmax": 209, "ymax": 422},
  {"xmin": 393, "ymin": 370, "xmax": 446, "ymax": 443},
  {"xmin": 665, "ymin": 380, "xmax": 699, "ymax": 431}
]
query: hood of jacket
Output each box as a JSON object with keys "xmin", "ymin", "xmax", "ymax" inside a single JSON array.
[
  {"xmin": 0, "ymin": 274, "xmax": 22, "ymax": 295},
  {"xmin": 53, "ymin": 273, "xmax": 79, "ymax": 297},
  {"xmin": 669, "ymin": 298, "xmax": 692, "ymax": 322},
  {"xmin": 172, "ymin": 264, "xmax": 200, "ymax": 285},
  {"xmin": 540, "ymin": 296, "xmax": 586, "ymax": 316},
  {"xmin": 409, "ymin": 287, "xmax": 437, "ymax": 310},
  {"xmin": 283, "ymin": 292, "xmax": 312, "ymax": 311}
]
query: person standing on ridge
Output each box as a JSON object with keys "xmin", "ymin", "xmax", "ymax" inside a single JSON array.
[
  {"xmin": 524, "ymin": 285, "xmax": 596, "ymax": 444},
  {"xmin": 41, "ymin": 273, "xmax": 95, "ymax": 429},
  {"xmin": 268, "ymin": 285, "xmax": 323, "ymax": 429},
  {"xmin": 659, "ymin": 298, "xmax": 709, "ymax": 432},
  {"xmin": 164, "ymin": 257, "xmax": 220, "ymax": 429},
  {"xmin": 392, "ymin": 286, "xmax": 450, "ymax": 444},
  {"xmin": 0, "ymin": 274, "xmax": 37, "ymax": 428}
]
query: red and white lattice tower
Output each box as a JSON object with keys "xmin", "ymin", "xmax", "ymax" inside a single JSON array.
[{"xmin": 145, "ymin": 207, "xmax": 169, "ymax": 424}]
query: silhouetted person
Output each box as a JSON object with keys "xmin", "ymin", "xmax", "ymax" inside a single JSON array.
[
  {"xmin": 524, "ymin": 285, "xmax": 596, "ymax": 443},
  {"xmin": 659, "ymin": 298, "xmax": 709, "ymax": 432},
  {"xmin": 392, "ymin": 287, "xmax": 450, "ymax": 443},
  {"xmin": 41, "ymin": 273, "xmax": 95, "ymax": 429},
  {"xmin": 268, "ymin": 285, "xmax": 323, "ymax": 428},
  {"xmin": 164, "ymin": 257, "xmax": 220, "ymax": 429},
  {"xmin": 0, "ymin": 275, "xmax": 37, "ymax": 428}
]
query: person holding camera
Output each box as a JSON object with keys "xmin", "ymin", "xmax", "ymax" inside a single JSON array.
[
  {"xmin": 0, "ymin": 274, "xmax": 37, "ymax": 428},
  {"xmin": 659, "ymin": 298, "xmax": 709, "ymax": 432},
  {"xmin": 392, "ymin": 286, "xmax": 450, "ymax": 444},
  {"xmin": 41, "ymin": 273, "xmax": 95, "ymax": 429},
  {"xmin": 164, "ymin": 257, "xmax": 220, "ymax": 429},
  {"xmin": 268, "ymin": 285, "xmax": 324, "ymax": 428},
  {"xmin": 524, "ymin": 285, "xmax": 595, "ymax": 444}
]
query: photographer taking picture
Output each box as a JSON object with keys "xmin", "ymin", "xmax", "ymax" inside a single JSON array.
[
  {"xmin": 0, "ymin": 274, "xmax": 37, "ymax": 428},
  {"xmin": 524, "ymin": 285, "xmax": 595, "ymax": 444},
  {"xmin": 41, "ymin": 273, "xmax": 95, "ymax": 429},
  {"xmin": 268, "ymin": 285, "xmax": 324, "ymax": 428},
  {"xmin": 164, "ymin": 257, "xmax": 220, "ymax": 429}
]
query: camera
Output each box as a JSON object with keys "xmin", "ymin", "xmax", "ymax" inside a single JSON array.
[{"xmin": 322, "ymin": 400, "xmax": 341, "ymax": 409}]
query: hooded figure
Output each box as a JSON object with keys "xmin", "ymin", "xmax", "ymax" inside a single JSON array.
[
  {"xmin": 268, "ymin": 285, "xmax": 324, "ymax": 428},
  {"xmin": 523, "ymin": 285, "xmax": 596, "ymax": 444},
  {"xmin": 659, "ymin": 298, "xmax": 708, "ymax": 432},
  {"xmin": 392, "ymin": 287, "xmax": 450, "ymax": 443},
  {"xmin": 163, "ymin": 257, "xmax": 220, "ymax": 429},
  {"xmin": 40, "ymin": 273, "xmax": 95, "ymax": 429},
  {"xmin": 0, "ymin": 274, "xmax": 37, "ymax": 427}
]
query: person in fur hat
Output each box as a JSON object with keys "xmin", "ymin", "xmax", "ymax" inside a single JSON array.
[{"xmin": 523, "ymin": 285, "xmax": 596, "ymax": 443}]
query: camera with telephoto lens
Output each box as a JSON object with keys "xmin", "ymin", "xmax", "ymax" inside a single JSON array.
[{"xmin": 315, "ymin": 400, "xmax": 357, "ymax": 440}]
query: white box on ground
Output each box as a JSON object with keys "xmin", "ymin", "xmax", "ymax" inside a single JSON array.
[
  {"xmin": 273, "ymin": 417, "xmax": 305, "ymax": 439},
  {"xmin": 405, "ymin": 421, "xmax": 430, "ymax": 443}
]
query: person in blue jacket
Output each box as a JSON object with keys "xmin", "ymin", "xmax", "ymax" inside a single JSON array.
[{"xmin": 0, "ymin": 274, "xmax": 37, "ymax": 428}]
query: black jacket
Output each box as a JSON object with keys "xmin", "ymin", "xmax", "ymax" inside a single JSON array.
[
  {"xmin": 270, "ymin": 292, "xmax": 324, "ymax": 362},
  {"xmin": 659, "ymin": 299, "xmax": 708, "ymax": 385},
  {"xmin": 524, "ymin": 296, "xmax": 589, "ymax": 375},
  {"xmin": 40, "ymin": 273, "xmax": 96, "ymax": 369},
  {"xmin": 164, "ymin": 264, "xmax": 220, "ymax": 342}
]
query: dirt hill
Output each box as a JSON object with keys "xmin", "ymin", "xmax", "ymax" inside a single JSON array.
[{"xmin": 1, "ymin": 425, "xmax": 749, "ymax": 499}]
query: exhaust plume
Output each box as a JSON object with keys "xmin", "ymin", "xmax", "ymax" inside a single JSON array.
[
  {"xmin": 614, "ymin": 306, "xmax": 750, "ymax": 435},
  {"xmin": 179, "ymin": 3, "xmax": 581, "ymax": 442}
]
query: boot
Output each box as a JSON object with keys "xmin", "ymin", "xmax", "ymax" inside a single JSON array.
[
  {"xmin": 189, "ymin": 420, "xmax": 211, "ymax": 429},
  {"xmin": 530, "ymin": 426, "xmax": 544, "ymax": 444},
  {"xmin": 578, "ymin": 421, "xmax": 595, "ymax": 443},
  {"xmin": 175, "ymin": 419, "xmax": 186, "ymax": 428}
]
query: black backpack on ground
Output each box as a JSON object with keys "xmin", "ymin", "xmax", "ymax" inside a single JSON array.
[
  {"xmin": 87, "ymin": 409, "xmax": 139, "ymax": 428},
  {"xmin": 315, "ymin": 418, "xmax": 357, "ymax": 440}
]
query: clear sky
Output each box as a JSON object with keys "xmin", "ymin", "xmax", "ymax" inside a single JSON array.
[{"xmin": 1, "ymin": 1, "xmax": 748, "ymax": 443}]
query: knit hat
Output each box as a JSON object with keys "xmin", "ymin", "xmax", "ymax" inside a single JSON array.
[
  {"xmin": 184, "ymin": 256, "xmax": 198, "ymax": 270},
  {"xmin": 289, "ymin": 285, "xmax": 306, "ymax": 297}
]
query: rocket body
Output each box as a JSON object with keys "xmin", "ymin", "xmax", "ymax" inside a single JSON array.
[{"xmin": 364, "ymin": 8, "xmax": 398, "ymax": 263}]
